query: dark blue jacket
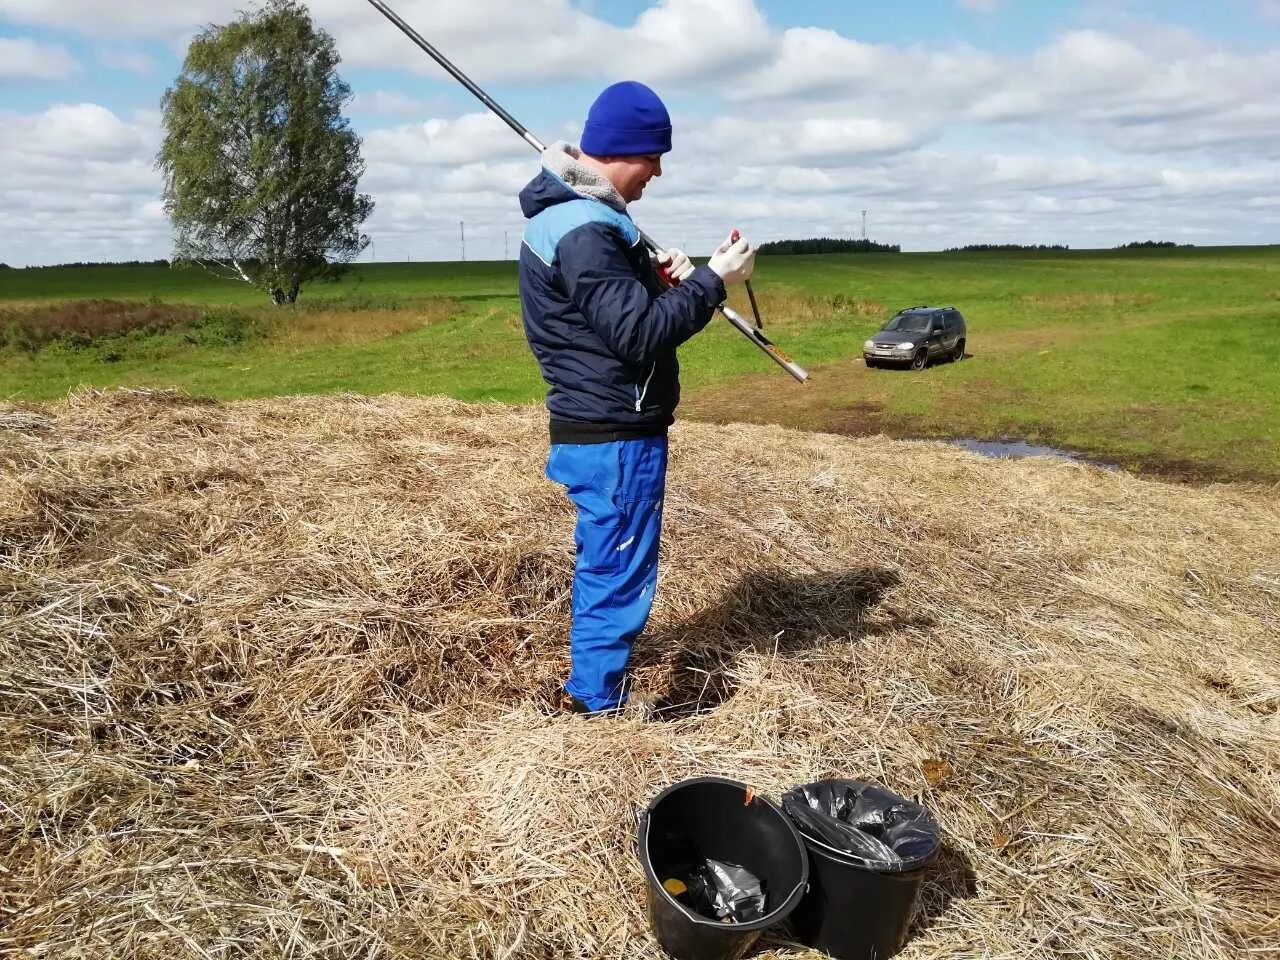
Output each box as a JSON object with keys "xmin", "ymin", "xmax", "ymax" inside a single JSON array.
[{"xmin": 517, "ymin": 169, "xmax": 725, "ymax": 442}]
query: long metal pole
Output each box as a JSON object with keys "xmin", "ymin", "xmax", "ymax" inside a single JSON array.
[
  {"xmin": 366, "ymin": 0, "xmax": 543, "ymax": 152},
  {"xmin": 364, "ymin": 0, "xmax": 808, "ymax": 383}
]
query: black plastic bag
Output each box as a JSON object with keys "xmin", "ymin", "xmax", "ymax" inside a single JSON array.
[
  {"xmin": 663, "ymin": 859, "xmax": 766, "ymax": 923},
  {"xmin": 781, "ymin": 779, "xmax": 939, "ymax": 870}
]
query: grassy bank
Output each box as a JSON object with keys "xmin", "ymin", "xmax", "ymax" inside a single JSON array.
[{"xmin": 2, "ymin": 246, "xmax": 1278, "ymax": 480}]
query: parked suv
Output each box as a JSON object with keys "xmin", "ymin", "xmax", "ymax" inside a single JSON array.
[{"xmin": 863, "ymin": 306, "xmax": 966, "ymax": 370}]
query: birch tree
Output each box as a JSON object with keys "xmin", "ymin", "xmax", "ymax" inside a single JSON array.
[{"xmin": 157, "ymin": 0, "xmax": 373, "ymax": 304}]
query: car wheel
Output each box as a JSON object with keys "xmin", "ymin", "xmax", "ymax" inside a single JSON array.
[
  {"xmin": 951, "ymin": 339, "xmax": 965, "ymax": 362},
  {"xmin": 910, "ymin": 349, "xmax": 928, "ymax": 370},
  {"xmin": 865, "ymin": 358, "xmax": 879, "ymax": 368}
]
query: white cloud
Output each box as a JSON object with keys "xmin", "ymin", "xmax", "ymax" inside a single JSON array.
[
  {"xmin": 98, "ymin": 49, "xmax": 158, "ymax": 75},
  {"xmin": 727, "ymin": 27, "xmax": 1006, "ymax": 120},
  {"xmin": 729, "ymin": 24, "xmax": 1280, "ymax": 160},
  {"xmin": 621, "ymin": 0, "xmax": 772, "ymax": 80},
  {"xmin": 0, "ymin": 0, "xmax": 233, "ymax": 35},
  {"xmin": 328, "ymin": 0, "xmax": 780, "ymax": 87},
  {"xmin": 728, "ymin": 28, "xmax": 890, "ymax": 100},
  {"xmin": 0, "ymin": 0, "xmax": 768, "ymax": 85},
  {"xmin": 351, "ymin": 89, "xmax": 453, "ymax": 117},
  {"xmin": 0, "ymin": 103, "xmax": 168, "ymax": 265},
  {"xmin": 363, "ymin": 113, "xmax": 535, "ymax": 168},
  {"xmin": 21, "ymin": 103, "xmax": 152, "ymax": 160},
  {"xmin": 0, "ymin": 36, "xmax": 78, "ymax": 80},
  {"xmin": 959, "ymin": 0, "xmax": 1001, "ymax": 11},
  {"xmin": 686, "ymin": 116, "xmax": 922, "ymax": 163}
]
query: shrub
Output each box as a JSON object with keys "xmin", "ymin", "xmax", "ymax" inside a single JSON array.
[{"xmin": 0, "ymin": 300, "xmax": 264, "ymax": 353}]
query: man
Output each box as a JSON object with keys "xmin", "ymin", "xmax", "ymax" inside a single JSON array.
[{"xmin": 516, "ymin": 80, "xmax": 756, "ymax": 715}]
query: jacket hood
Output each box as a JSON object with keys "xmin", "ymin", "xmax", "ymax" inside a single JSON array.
[{"xmin": 519, "ymin": 141, "xmax": 627, "ymax": 219}]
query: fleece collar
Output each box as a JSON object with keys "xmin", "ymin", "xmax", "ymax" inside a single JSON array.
[{"xmin": 542, "ymin": 141, "xmax": 627, "ymax": 213}]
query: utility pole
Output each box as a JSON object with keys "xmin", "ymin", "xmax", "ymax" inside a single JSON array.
[
  {"xmin": 460, "ymin": 221, "xmax": 466, "ymax": 262},
  {"xmin": 370, "ymin": 238, "xmax": 376, "ymax": 262},
  {"xmin": 504, "ymin": 230, "xmax": 509, "ymax": 260},
  {"xmin": 861, "ymin": 210, "xmax": 867, "ymax": 241}
]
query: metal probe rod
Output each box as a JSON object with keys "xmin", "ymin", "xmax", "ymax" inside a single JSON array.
[{"xmin": 366, "ymin": 0, "xmax": 544, "ymax": 152}]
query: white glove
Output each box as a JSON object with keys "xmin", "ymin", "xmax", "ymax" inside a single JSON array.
[
  {"xmin": 707, "ymin": 232, "xmax": 756, "ymax": 285},
  {"xmin": 656, "ymin": 248, "xmax": 695, "ymax": 284}
]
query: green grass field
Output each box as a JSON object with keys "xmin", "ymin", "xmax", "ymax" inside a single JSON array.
[{"xmin": 3, "ymin": 246, "xmax": 1278, "ymax": 481}]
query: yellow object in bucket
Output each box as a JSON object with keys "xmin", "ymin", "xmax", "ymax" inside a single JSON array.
[{"xmin": 662, "ymin": 878, "xmax": 688, "ymax": 897}]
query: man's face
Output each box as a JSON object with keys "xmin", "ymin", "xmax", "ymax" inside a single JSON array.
[{"xmin": 607, "ymin": 153, "xmax": 663, "ymax": 202}]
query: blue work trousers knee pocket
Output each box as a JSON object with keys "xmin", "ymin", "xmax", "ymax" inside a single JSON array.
[{"xmin": 546, "ymin": 437, "xmax": 667, "ymax": 712}]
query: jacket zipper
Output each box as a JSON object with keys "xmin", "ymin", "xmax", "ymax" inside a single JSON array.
[{"xmin": 635, "ymin": 363, "xmax": 656, "ymax": 412}]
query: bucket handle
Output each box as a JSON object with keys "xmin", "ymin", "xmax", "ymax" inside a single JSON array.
[{"xmin": 633, "ymin": 807, "xmax": 648, "ymax": 860}]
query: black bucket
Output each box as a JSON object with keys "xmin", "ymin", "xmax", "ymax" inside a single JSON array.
[
  {"xmin": 783, "ymin": 780, "xmax": 940, "ymax": 960},
  {"xmin": 637, "ymin": 777, "xmax": 810, "ymax": 960}
]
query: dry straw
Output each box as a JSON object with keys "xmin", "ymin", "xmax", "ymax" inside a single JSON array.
[{"xmin": 2, "ymin": 388, "xmax": 1277, "ymax": 959}]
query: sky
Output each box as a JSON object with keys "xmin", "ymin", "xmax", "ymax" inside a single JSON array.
[{"xmin": 1, "ymin": 0, "xmax": 1278, "ymax": 266}]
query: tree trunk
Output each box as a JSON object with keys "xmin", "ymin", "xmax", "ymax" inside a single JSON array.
[{"xmin": 269, "ymin": 279, "xmax": 300, "ymax": 305}]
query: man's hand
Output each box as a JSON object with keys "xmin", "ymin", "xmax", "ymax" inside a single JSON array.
[
  {"xmin": 707, "ymin": 231, "xmax": 756, "ymax": 285},
  {"xmin": 656, "ymin": 248, "xmax": 695, "ymax": 284}
]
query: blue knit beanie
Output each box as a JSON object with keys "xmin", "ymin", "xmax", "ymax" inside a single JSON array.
[{"xmin": 580, "ymin": 81, "xmax": 672, "ymax": 157}]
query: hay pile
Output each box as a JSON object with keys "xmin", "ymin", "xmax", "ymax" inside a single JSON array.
[{"xmin": 2, "ymin": 388, "xmax": 1277, "ymax": 959}]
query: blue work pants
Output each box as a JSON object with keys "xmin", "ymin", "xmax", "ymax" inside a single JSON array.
[{"xmin": 545, "ymin": 437, "xmax": 667, "ymax": 711}]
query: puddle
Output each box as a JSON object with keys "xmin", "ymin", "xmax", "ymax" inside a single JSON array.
[{"xmin": 947, "ymin": 438, "xmax": 1120, "ymax": 470}]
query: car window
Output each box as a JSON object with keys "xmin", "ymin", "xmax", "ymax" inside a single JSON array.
[{"xmin": 885, "ymin": 314, "xmax": 930, "ymax": 332}]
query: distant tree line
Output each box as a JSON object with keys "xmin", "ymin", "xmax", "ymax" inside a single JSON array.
[
  {"xmin": 1115, "ymin": 240, "xmax": 1194, "ymax": 249},
  {"xmin": 12, "ymin": 259, "xmax": 173, "ymax": 269},
  {"xmin": 757, "ymin": 238, "xmax": 900, "ymax": 255},
  {"xmin": 944, "ymin": 243, "xmax": 1069, "ymax": 252}
]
